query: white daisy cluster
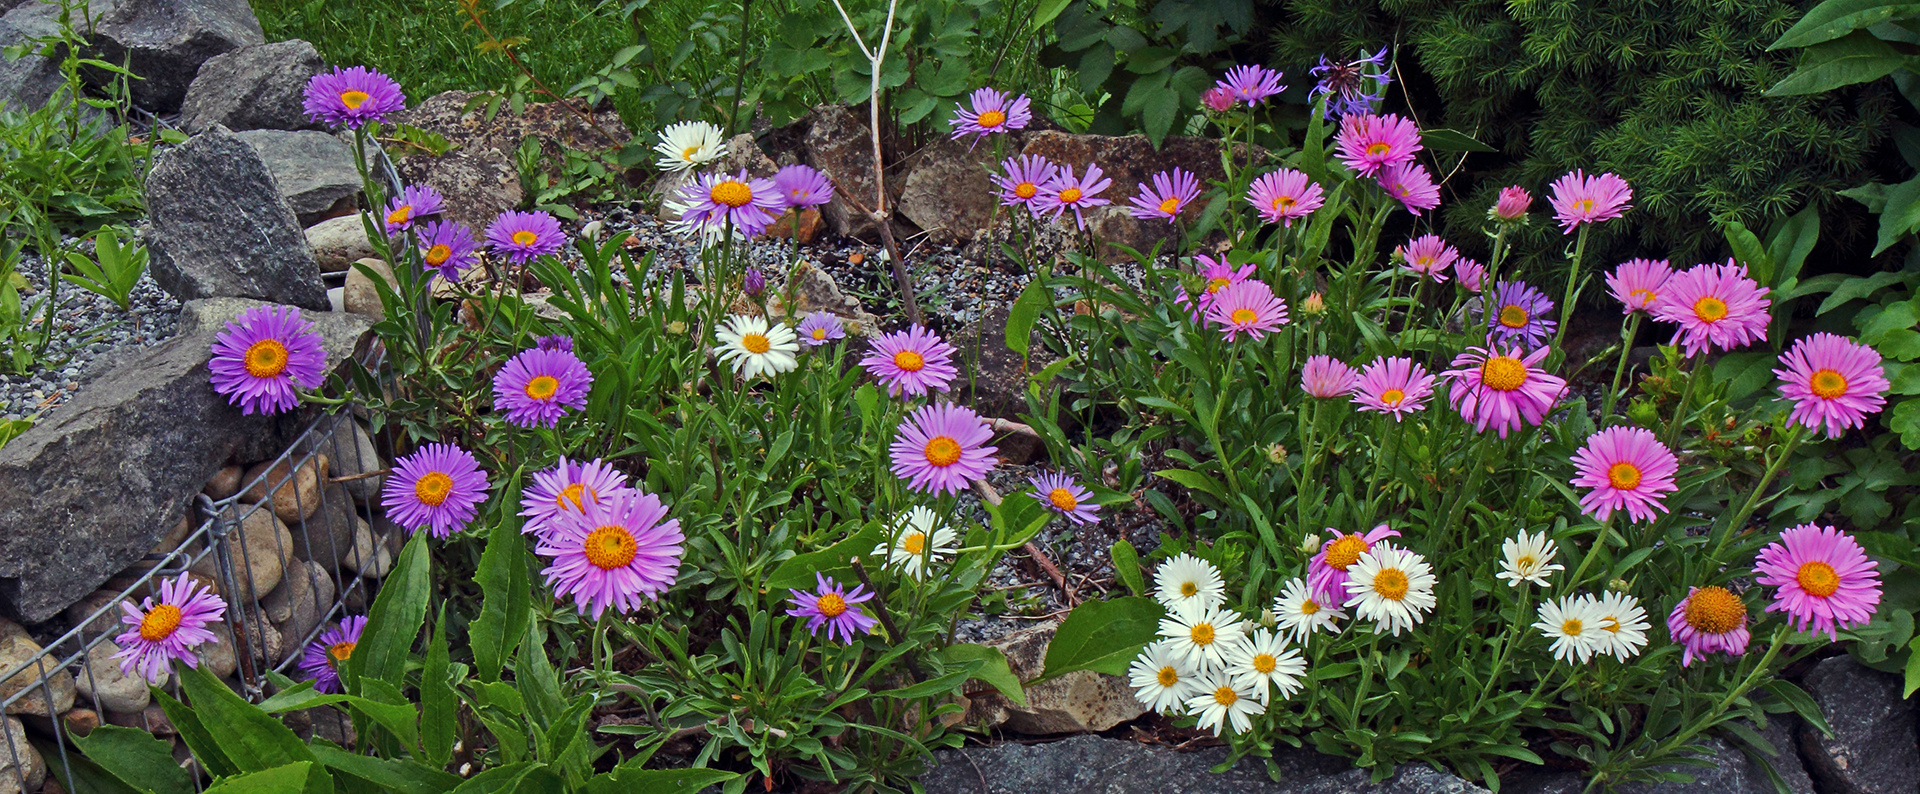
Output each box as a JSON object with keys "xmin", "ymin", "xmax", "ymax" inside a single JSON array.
[
  {"xmin": 870, "ymin": 506, "xmax": 956, "ymax": 580},
  {"xmin": 1126, "ymin": 554, "xmax": 1306, "ymax": 737},
  {"xmin": 1533, "ymin": 590, "xmax": 1650, "ymax": 663}
]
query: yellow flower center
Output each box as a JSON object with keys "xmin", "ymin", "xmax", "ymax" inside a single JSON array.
[
  {"xmin": 1561, "ymin": 618, "xmax": 1583, "ymax": 635},
  {"xmin": 583, "ymin": 525, "xmax": 639, "ymax": 570},
  {"xmin": 339, "ymin": 90, "xmax": 369, "ymax": 109},
  {"xmin": 1325, "ymin": 534, "xmax": 1369, "ymax": 570},
  {"xmin": 1480, "ymin": 356, "xmax": 1529, "ymax": 392},
  {"xmin": 1157, "ymin": 666, "xmax": 1179, "ymax": 687},
  {"xmin": 1213, "ymin": 685, "xmax": 1238, "ymax": 706},
  {"xmin": 1058, "ymin": 187, "xmax": 1083, "ymax": 203},
  {"xmin": 901, "ymin": 532, "xmax": 926, "ymax": 555},
  {"xmin": 1810, "ymin": 369, "xmax": 1848, "ymax": 400},
  {"xmin": 523, "ymin": 375, "xmax": 559, "ymax": 401},
  {"xmin": 893, "ymin": 350, "xmax": 925, "ymax": 371},
  {"xmin": 812, "ymin": 329, "xmax": 827, "ymax": 340},
  {"xmin": 1206, "ymin": 277, "xmax": 1231, "ymax": 294},
  {"xmin": 555, "ymin": 482, "xmax": 594, "ymax": 511},
  {"xmin": 711, "ymin": 180, "xmax": 753, "ymax": 208},
  {"xmin": 1683, "ymin": 586, "xmax": 1746, "ymax": 634},
  {"xmin": 1300, "ymin": 599, "xmax": 1320, "ymax": 615},
  {"xmin": 387, "ymin": 205, "xmax": 411, "ymax": 226},
  {"xmin": 1693, "ymin": 296, "xmax": 1728, "ymax": 323},
  {"xmin": 1380, "ymin": 388, "xmax": 1405, "ymax": 407},
  {"xmin": 511, "ymin": 230, "xmax": 539, "ymax": 247},
  {"xmin": 1630, "ymin": 288, "xmax": 1656, "ymax": 305},
  {"xmin": 1190, "ymin": 622, "xmax": 1215, "ymax": 646},
  {"xmin": 1014, "ymin": 182, "xmax": 1038, "ymax": 199},
  {"xmin": 924, "ymin": 436, "xmax": 962, "ymax": 467},
  {"xmin": 1048, "ymin": 487, "xmax": 1078, "ymax": 511},
  {"xmin": 1230, "ymin": 308, "xmax": 1258, "ymax": 325},
  {"xmin": 139, "ymin": 604, "xmax": 183, "ymax": 642},
  {"xmin": 816, "ymin": 592, "xmax": 847, "ymax": 617},
  {"xmin": 1601, "ymin": 616, "xmax": 1621, "ymax": 634},
  {"xmin": 741, "ymin": 333, "xmax": 771, "ymax": 355},
  {"xmin": 425, "ymin": 244, "xmax": 452, "ymax": 266},
  {"xmin": 1372, "ymin": 568, "xmax": 1409, "ymax": 601},
  {"xmin": 1273, "ymin": 196, "xmax": 1295, "ymax": 210},
  {"xmin": 328, "ymin": 641, "xmax": 356, "ymax": 665},
  {"xmin": 1796, "ymin": 561, "xmax": 1840, "ymax": 598},
  {"xmin": 414, "ymin": 471, "xmax": 453, "ymax": 507},
  {"xmin": 1366, "ymin": 142, "xmax": 1391, "ymax": 157},
  {"xmin": 1179, "ymin": 581, "xmax": 1198, "ymax": 597},
  {"xmin": 1157, "ymin": 196, "xmax": 1181, "ymax": 214},
  {"xmin": 1498, "ymin": 304, "xmax": 1529, "ymax": 329},
  {"xmin": 977, "ymin": 109, "xmax": 1007, "ymax": 128},
  {"xmin": 244, "ymin": 339, "xmax": 289, "ymax": 379},
  {"xmin": 1515, "ymin": 555, "xmax": 1536, "ymax": 571},
  {"xmin": 681, "ymin": 145, "xmax": 701, "ymax": 160},
  {"xmin": 1252, "ymin": 653, "xmax": 1277, "ymax": 673},
  {"xmin": 1574, "ymin": 198, "xmax": 1594, "ymax": 213},
  {"xmin": 1608, "ymin": 461, "xmax": 1642, "ymax": 491}
]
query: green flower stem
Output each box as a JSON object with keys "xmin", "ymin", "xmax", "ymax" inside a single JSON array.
[
  {"xmin": 1466, "ymin": 582, "xmax": 1533, "ymax": 719},
  {"xmin": 1663, "ymin": 353, "xmax": 1704, "ymax": 450},
  {"xmin": 1295, "ymin": 398, "xmax": 1322, "ymax": 536},
  {"xmin": 1709, "ymin": 424, "xmax": 1806, "ymax": 561},
  {"xmin": 1551, "ymin": 224, "xmax": 1591, "ymax": 356},
  {"xmin": 1601, "ymin": 313, "xmax": 1644, "ymax": 424},
  {"xmin": 1645, "ymin": 627, "xmax": 1788, "ymax": 762},
  {"xmin": 1563, "ymin": 513, "xmax": 1614, "ymax": 591}
]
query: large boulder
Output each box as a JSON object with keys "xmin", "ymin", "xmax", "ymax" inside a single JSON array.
[
  {"xmin": 87, "ymin": 0, "xmax": 264, "ymax": 112},
  {"xmin": 0, "ymin": 0, "xmax": 78, "ymax": 113},
  {"xmin": 957, "ymin": 621, "xmax": 1143, "ymax": 735},
  {"xmin": 0, "ymin": 298, "xmax": 368, "ymax": 623},
  {"xmin": 234, "ymin": 129, "xmax": 361, "ymax": 226},
  {"xmin": 802, "ymin": 104, "xmax": 888, "ymax": 239},
  {"xmin": 390, "ymin": 90, "xmax": 628, "ymax": 231},
  {"xmin": 146, "ymin": 127, "xmax": 328, "ymax": 310},
  {"xmin": 896, "ymin": 135, "xmax": 1031, "ymax": 244},
  {"xmin": 1797, "ymin": 656, "xmax": 1920, "ymax": 794},
  {"xmin": 1506, "ymin": 718, "xmax": 1813, "ymax": 793},
  {"xmin": 180, "ymin": 39, "xmax": 324, "ymax": 133}
]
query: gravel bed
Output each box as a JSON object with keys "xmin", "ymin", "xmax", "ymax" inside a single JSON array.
[{"xmin": 1, "ymin": 247, "xmax": 180, "ymax": 422}]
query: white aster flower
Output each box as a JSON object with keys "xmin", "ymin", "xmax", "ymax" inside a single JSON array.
[
  {"xmin": 1586, "ymin": 590, "xmax": 1650, "ymax": 661},
  {"xmin": 1153, "ymin": 552, "xmax": 1226, "ymax": 611},
  {"xmin": 1126, "ymin": 639, "xmax": 1197, "ymax": 714},
  {"xmin": 1341, "ymin": 542, "xmax": 1436, "ymax": 636},
  {"xmin": 1222, "ymin": 628, "xmax": 1305, "ymax": 704},
  {"xmin": 870, "ymin": 506, "xmax": 955, "ymax": 580},
  {"xmin": 1272, "ymin": 576, "xmax": 1344, "ymax": 644},
  {"xmin": 1183, "ymin": 668, "xmax": 1264, "ymax": 737},
  {"xmin": 713, "ymin": 314, "xmax": 798, "ymax": 379},
  {"xmin": 654, "ymin": 120, "xmax": 727, "ymax": 172},
  {"xmin": 1156, "ymin": 600, "xmax": 1246, "ymax": 672},
  {"xmin": 1533, "ymin": 595, "xmax": 1606, "ymax": 664},
  {"xmin": 1496, "ymin": 529, "xmax": 1564, "ymax": 588}
]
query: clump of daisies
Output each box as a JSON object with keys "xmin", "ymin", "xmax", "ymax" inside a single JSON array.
[{"xmin": 1127, "ymin": 553, "xmax": 1307, "ymax": 736}]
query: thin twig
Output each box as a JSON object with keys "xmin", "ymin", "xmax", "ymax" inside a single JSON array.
[{"xmin": 326, "ymin": 468, "xmax": 392, "ymax": 484}]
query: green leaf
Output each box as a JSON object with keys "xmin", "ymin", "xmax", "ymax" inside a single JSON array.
[
  {"xmin": 1874, "ymin": 174, "xmax": 1920, "ymax": 255},
  {"xmin": 1006, "ymin": 278, "xmax": 1049, "ymax": 358},
  {"xmin": 582, "ymin": 768, "xmax": 739, "ymax": 793},
  {"xmin": 1767, "ymin": 206, "xmax": 1821, "ymax": 286},
  {"xmin": 71, "ymin": 725, "xmax": 195, "ymax": 794},
  {"xmin": 177, "ymin": 665, "xmax": 322, "ymax": 776},
  {"xmin": 474, "ymin": 520, "xmax": 533, "ymax": 683},
  {"xmin": 1724, "ymin": 221, "xmax": 1775, "ymax": 285},
  {"xmin": 1031, "ymin": 0, "xmax": 1072, "ymax": 30},
  {"xmin": 764, "ymin": 520, "xmax": 886, "ymax": 593},
  {"xmin": 422, "ymin": 606, "xmax": 456, "ymax": 768},
  {"xmin": 1771, "ymin": 0, "xmax": 1920, "ymax": 49},
  {"xmin": 154, "ymin": 690, "xmax": 238, "ymax": 779},
  {"xmin": 1110, "ymin": 539, "xmax": 1146, "ymax": 596},
  {"xmin": 1766, "ymin": 31, "xmax": 1906, "ymax": 96},
  {"xmin": 357, "ymin": 532, "xmax": 432, "ymax": 688},
  {"xmin": 939, "ymin": 643, "xmax": 1026, "ymax": 705},
  {"xmin": 1154, "ymin": 468, "xmax": 1227, "ymax": 500},
  {"xmin": 203, "ymin": 762, "xmax": 317, "ymax": 794},
  {"xmin": 1419, "ymin": 128, "xmax": 1494, "ymax": 153},
  {"xmin": 1036, "ymin": 596, "xmax": 1165, "ymax": 682},
  {"xmin": 1904, "ymin": 635, "xmax": 1920, "ymax": 697},
  {"xmin": 311, "ymin": 745, "xmax": 462, "ymax": 794},
  {"xmin": 452, "ymin": 762, "xmax": 565, "ymax": 794}
]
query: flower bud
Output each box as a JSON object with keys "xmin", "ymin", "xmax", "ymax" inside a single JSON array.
[
  {"xmin": 1302, "ymin": 292, "xmax": 1326, "ymax": 315},
  {"xmin": 743, "ymin": 267, "xmax": 766, "ymax": 298},
  {"xmin": 1201, "ymin": 86, "xmax": 1237, "ymax": 113},
  {"xmin": 1265, "ymin": 443, "xmax": 1287, "ymax": 465},
  {"xmin": 665, "ymin": 320, "xmax": 688, "ymax": 336},
  {"xmin": 1490, "ymin": 186, "xmax": 1532, "ymax": 222}
]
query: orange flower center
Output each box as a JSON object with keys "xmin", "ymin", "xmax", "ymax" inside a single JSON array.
[
  {"xmin": 681, "ymin": 145, "xmax": 702, "ymax": 160},
  {"xmin": 327, "ymin": 641, "xmax": 356, "ymax": 665},
  {"xmin": 1498, "ymin": 304, "xmax": 1529, "ymax": 329},
  {"xmin": 1213, "ymin": 685, "xmax": 1238, "ymax": 705},
  {"xmin": 1561, "ymin": 618, "xmax": 1583, "ymax": 635},
  {"xmin": 1796, "ymin": 561, "xmax": 1839, "ymax": 598},
  {"xmin": 811, "ymin": 329, "xmax": 827, "ymax": 340},
  {"xmin": 583, "ymin": 525, "xmax": 639, "ymax": 570},
  {"xmin": 1683, "ymin": 586, "xmax": 1746, "ymax": 634},
  {"xmin": 1252, "ymin": 653, "xmax": 1277, "ymax": 673},
  {"xmin": 1810, "ymin": 369, "xmax": 1848, "ymax": 399},
  {"xmin": 1058, "ymin": 187, "xmax": 1083, "ymax": 204},
  {"xmin": 901, "ymin": 532, "xmax": 926, "ymax": 555},
  {"xmin": 924, "ymin": 436, "xmax": 962, "ymax": 467},
  {"xmin": 1273, "ymin": 196, "xmax": 1295, "ymax": 210},
  {"xmin": 977, "ymin": 110, "xmax": 1007, "ymax": 128},
  {"xmin": 1325, "ymin": 534, "xmax": 1369, "ymax": 570},
  {"xmin": 816, "ymin": 592, "xmax": 847, "ymax": 617},
  {"xmin": 139, "ymin": 604, "xmax": 183, "ymax": 642},
  {"xmin": 414, "ymin": 471, "xmax": 453, "ymax": 506},
  {"xmin": 556, "ymin": 483, "xmax": 594, "ymax": 511},
  {"xmin": 1380, "ymin": 388, "xmax": 1406, "ymax": 407},
  {"xmin": 1372, "ymin": 568, "xmax": 1409, "ymax": 600},
  {"xmin": 511, "ymin": 230, "xmax": 539, "ymax": 247},
  {"xmin": 1206, "ymin": 277, "xmax": 1231, "ymax": 294},
  {"xmin": 339, "ymin": 90, "xmax": 370, "ymax": 109},
  {"xmin": 1299, "ymin": 599, "xmax": 1320, "ymax": 615},
  {"xmin": 523, "ymin": 375, "xmax": 559, "ymax": 401},
  {"xmin": 711, "ymin": 180, "xmax": 753, "ymax": 208},
  {"xmin": 387, "ymin": 205, "xmax": 412, "ymax": 226},
  {"xmin": 244, "ymin": 339, "xmax": 289, "ymax": 379},
  {"xmin": 1047, "ymin": 487, "xmax": 1078, "ymax": 511},
  {"xmin": 1179, "ymin": 581, "xmax": 1198, "ymax": 597},
  {"xmin": 1607, "ymin": 461, "xmax": 1642, "ymax": 490},
  {"xmin": 893, "ymin": 350, "xmax": 925, "ymax": 371},
  {"xmin": 1366, "ymin": 142, "xmax": 1391, "ymax": 157},
  {"xmin": 1014, "ymin": 182, "xmax": 1038, "ymax": 199},
  {"xmin": 1230, "ymin": 308, "xmax": 1259, "ymax": 325},
  {"xmin": 1157, "ymin": 666, "xmax": 1179, "ymax": 686},
  {"xmin": 1157, "ymin": 196, "xmax": 1181, "ymax": 215},
  {"xmin": 1190, "ymin": 622, "xmax": 1215, "ymax": 646},
  {"xmin": 1574, "ymin": 198, "xmax": 1594, "ymax": 213},
  {"xmin": 1480, "ymin": 356, "xmax": 1529, "ymax": 392},
  {"xmin": 1630, "ymin": 288, "xmax": 1656, "ymax": 305},
  {"xmin": 425, "ymin": 244, "xmax": 452, "ymax": 266},
  {"xmin": 1693, "ymin": 296, "xmax": 1728, "ymax": 323},
  {"xmin": 741, "ymin": 333, "xmax": 772, "ymax": 354}
]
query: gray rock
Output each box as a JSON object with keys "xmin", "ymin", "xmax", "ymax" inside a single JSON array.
[
  {"xmin": 292, "ymin": 484, "xmax": 359, "ymax": 569},
  {"xmin": 918, "ymin": 734, "xmax": 1489, "ymax": 794},
  {"xmin": 0, "ymin": 299, "xmax": 366, "ymax": 623},
  {"xmin": 266, "ymin": 559, "xmax": 331, "ymax": 647},
  {"xmin": 0, "ymin": 635, "xmax": 74, "ymax": 717},
  {"xmin": 304, "ymin": 414, "xmax": 382, "ymax": 502},
  {"xmin": 953, "ymin": 304, "xmax": 1050, "ymax": 456},
  {"xmin": 0, "ymin": 715, "xmax": 44, "ymax": 794},
  {"xmin": 803, "ymin": 104, "xmax": 886, "ymax": 239},
  {"xmin": 179, "ymin": 38, "xmax": 322, "ymax": 133},
  {"xmin": 195, "ymin": 620, "xmax": 235, "ymax": 678},
  {"xmin": 189, "ymin": 505, "xmax": 292, "ymax": 604},
  {"xmin": 897, "ymin": 136, "xmax": 1025, "ymax": 244},
  {"xmin": 73, "ymin": 639, "xmax": 150, "ymax": 714},
  {"xmin": 234, "ymin": 129, "xmax": 360, "ymax": 226},
  {"xmin": 87, "ymin": 0, "xmax": 264, "ymax": 112},
  {"xmin": 1798, "ymin": 656, "xmax": 1920, "ymax": 794},
  {"xmin": 1507, "ymin": 718, "xmax": 1813, "ymax": 794},
  {"xmin": 104, "ymin": 703, "xmax": 174, "ymax": 735},
  {"xmin": 960, "ymin": 621, "xmax": 1142, "ymax": 735},
  {"xmin": 342, "ymin": 258, "xmax": 394, "ymax": 321},
  {"xmin": 777, "ymin": 261, "xmax": 880, "ymax": 336},
  {"xmin": 341, "ymin": 519, "xmax": 391, "ymax": 579},
  {"xmin": 62, "ymin": 590, "xmax": 130, "ymax": 642},
  {"xmin": 145, "ymin": 127, "xmax": 328, "ymax": 310},
  {"xmin": 0, "ymin": 4, "xmax": 66, "ymax": 114},
  {"xmin": 305, "ymin": 214, "xmax": 375, "ymax": 273},
  {"xmin": 238, "ymin": 453, "xmax": 327, "ymax": 524}
]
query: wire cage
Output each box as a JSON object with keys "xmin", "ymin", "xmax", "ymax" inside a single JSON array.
[{"xmin": 0, "ymin": 405, "xmax": 401, "ymax": 794}]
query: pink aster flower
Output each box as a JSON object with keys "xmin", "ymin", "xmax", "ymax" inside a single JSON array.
[
  {"xmin": 1334, "ymin": 113, "xmax": 1422, "ymax": 177},
  {"xmin": 298, "ymin": 616, "xmax": 364, "ymax": 694},
  {"xmin": 1300, "ymin": 355, "xmax": 1359, "ymax": 398},
  {"xmin": 1377, "ymin": 161, "xmax": 1440, "ymax": 215},
  {"xmin": 1351, "ymin": 356, "xmax": 1434, "ymax": 420},
  {"xmin": 382, "ymin": 443, "xmax": 491, "ymax": 538},
  {"xmin": 536, "ymin": 489, "xmax": 685, "ymax": 619},
  {"xmin": 1247, "ymin": 169, "xmax": 1324, "ymax": 226},
  {"xmin": 1030, "ymin": 472, "xmax": 1099, "ymax": 526},
  {"xmin": 1606, "ymin": 258, "xmax": 1673, "ymax": 314},
  {"xmin": 1569, "ymin": 426, "xmax": 1679, "ymax": 523},
  {"xmin": 485, "ymin": 210, "xmax": 565, "ymax": 265},
  {"xmin": 796, "ymin": 311, "xmax": 845, "ymax": 347},
  {"xmin": 492, "ymin": 346, "xmax": 593, "ymax": 429},
  {"xmin": 1547, "ymin": 170, "xmax": 1632, "ymax": 233},
  {"xmin": 890, "ymin": 403, "xmax": 997, "ymax": 495},
  {"xmin": 860, "ymin": 325, "xmax": 959, "ymax": 397},
  {"xmin": 1127, "ymin": 168, "xmax": 1202, "ymax": 222},
  {"xmin": 676, "ymin": 170, "xmax": 784, "ymax": 238},
  {"xmin": 519, "ymin": 456, "xmax": 633, "ymax": 538},
  {"xmin": 1442, "ymin": 345, "xmax": 1568, "ymax": 438},
  {"xmin": 994, "ymin": 154, "xmax": 1058, "ymax": 211},
  {"xmin": 1308, "ymin": 524, "xmax": 1401, "ymax": 605},
  {"xmin": 1217, "ymin": 64, "xmax": 1286, "ymax": 106},
  {"xmin": 383, "ymin": 184, "xmax": 445, "ymax": 234},
  {"xmin": 787, "ymin": 573, "xmax": 879, "ymax": 644},
  {"xmin": 1032, "ymin": 163, "xmax": 1113, "ymax": 229},
  {"xmin": 415, "ymin": 220, "xmax": 479, "ymax": 283},
  {"xmin": 1175, "ymin": 254, "xmax": 1255, "ymax": 320},
  {"xmin": 303, "ymin": 66, "xmax": 404, "ymax": 129},
  {"xmin": 1650, "ymin": 260, "xmax": 1771, "ymax": 357},
  {"xmin": 1773, "ymin": 333, "xmax": 1890, "ymax": 438},
  {"xmin": 1491, "ymin": 186, "xmax": 1531, "ymax": 222},
  {"xmin": 1668, "ymin": 586, "xmax": 1750, "ymax": 667},
  {"xmin": 1755, "ymin": 524, "xmax": 1881, "ymax": 641},
  {"xmin": 772, "ymin": 164, "xmax": 834, "ymax": 209},
  {"xmin": 1395, "ymin": 234, "xmax": 1457, "ymax": 283},
  {"xmin": 1207, "ymin": 279, "xmax": 1289, "ymax": 341},
  {"xmin": 208, "ymin": 305, "xmax": 326, "ymax": 416},
  {"xmin": 112, "ymin": 573, "xmax": 226, "ymax": 684},
  {"xmin": 1201, "ymin": 86, "xmax": 1237, "ymax": 112},
  {"xmin": 949, "ymin": 88, "xmax": 1032, "ymax": 144},
  {"xmin": 1455, "ymin": 258, "xmax": 1485, "ymax": 293}
]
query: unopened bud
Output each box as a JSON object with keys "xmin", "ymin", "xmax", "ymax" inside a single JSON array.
[
  {"xmin": 1265, "ymin": 443, "xmax": 1287, "ymax": 465},
  {"xmin": 665, "ymin": 320, "xmax": 688, "ymax": 336},
  {"xmin": 1302, "ymin": 292, "xmax": 1326, "ymax": 315}
]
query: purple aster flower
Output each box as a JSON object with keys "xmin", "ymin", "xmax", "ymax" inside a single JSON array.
[
  {"xmin": 112, "ymin": 573, "xmax": 226, "ymax": 684},
  {"xmin": 742, "ymin": 267, "xmax": 767, "ymax": 298},
  {"xmin": 1774, "ymin": 333, "xmax": 1891, "ymax": 438},
  {"xmin": 797, "ymin": 311, "xmax": 845, "ymax": 347},
  {"xmin": 536, "ymin": 334, "xmax": 574, "ymax": 353},
  {"xmin": 860, "ymin": 325, "xmax": 960, "ymax": 397},
  {"xmin": 1032, "ymin": 163, "xmax": 1113, "ymax": 229},
  {"xmin": 1206, "ymin": 279, "xmax": 1289, "ymax": 341},
  {"xmin": 519, "ymin": 456, "xmax": 633, "ymax": 538},
  {"xmin": 486, "ymin": 210, "xmax": 566, "ymax": 265},
  {"xmin": 949, "ymin": 88, "xmax": 1032, "ymax": 144},
  {"xmin": 416, "ymin": 220, "xmax": 480, "ymax": 283},
  {"xmin": 1127, "ymin": 168, "xmax": 1202, "ymax": 222},
  {"xmin": 1455, "ymin": 258, "xmax": 1486, "ymax": 293},
  {"xmin": 383, "ymin": 184, "xmax": 445, "ymax": 234},
  {"xmin": 994, "ymin": 154, "xmax": 1058, "ymax": 211},
  {"xmin": 1030, "ymin": 472, "xmax": 1098, "ymax": 526},
  {"xmin": 536, "ymin": 489, "xmax": 685, "ymax": 619},
  {"xmin": 675, "ymin": 169, "xmax": 783, "ymax": 239},
  {"xmin": 772, "ymin": 164, "xmax": 834, "ymax": 209},
  {"xmin": 1175, "ymin": 254, "xmax": 1255, "ymax": 320},
  {"xmin": 787, "ymin": 573, "xmax": 879, "ymax": 644},
  {"xmin": 1378, "ymin": 161, "xmax": 1440, "ymax": 215},
  {"xmin": 1216, "ymin": 65, "xmax": 1286, "ymax": 106},
  {"xmin": 890, "ymin": 403, "xmax": 997, "ymax": 495},
  {"xmin": 382, "ymin": 443, "xmax": 491, "ymax": 538},
  {"xmin": 492, "ymin": 346, "xmax": 593, "ymax": 429},
  {"xmin": 1484, "ymin": 280, "xmax": 1557, "ymax": 347},
  {"xmin": 298, "ymin": 616, "xmax": 366, "ymax": 694},
  {"xmin": 303, "ymin": 66, "xmax": 405, "ymax": 129},
  {"xmin": 1310, "ymin": 48, "xmax": 1391, "ymax": 118},
  {"xmin": 208, "ymin": 305, "xmax": 326, "ymax": 416}
]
